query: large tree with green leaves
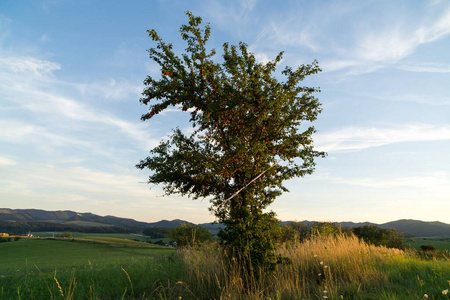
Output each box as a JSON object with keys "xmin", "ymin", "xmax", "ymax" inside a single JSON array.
[{"xmin": 137, "ymin": 12, "xmax": 325, "ymax": 271}]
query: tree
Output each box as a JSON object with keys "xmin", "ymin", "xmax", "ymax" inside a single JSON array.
[
  {"xmin": 352, "ymin": 226, "xmax": 406, "ymax": 250},
  {"xmin": 169, "ymin": 224, "xmax": 213, "ymax": 247},
  {"xmin": 142, "ymin": 227, "xmax": 170, "ymax": 239},
  {"xmin": 137, "ymin": 12, "xmax": 325, "ymax": 272}
]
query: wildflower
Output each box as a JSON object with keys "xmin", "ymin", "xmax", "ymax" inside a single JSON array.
[
  {"xmin": 314, "ymin": 254, "xmax": 318, "ymax": 257},
  {"xmin": 443, "ymin": 289, "xmax": 449, "ymax": 295},
  {"xmin": 323, "ymin": 296, "xmax": 328, "ymax": 299},
  {"xmin": 323, "ymin": 290, "xmax": 328, "ymax": 293},
  {"xmin": 423, "ymin": 294, "xmax": 428, "ymax": 299},
  {"xmin": 324, "ymin": 265, "xmax": 328, "ymax": 269},
  {"xmin": 318, "ymin": 273, "xmax": 322, "ymax": 276},
  {"xmin": 320, "ymin": 261, "xmax": 324, "ymax": 265}
]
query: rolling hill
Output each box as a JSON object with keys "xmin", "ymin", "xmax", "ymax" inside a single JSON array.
[
  {"xmin": 378, "ymin": 219, "xmax": 450, "ymax": 237},
  {"xmin": 1, "ymin": 208, "xmax": 449, "ymax": 237}
]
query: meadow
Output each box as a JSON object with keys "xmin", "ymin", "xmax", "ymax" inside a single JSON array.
[
  {"xmin": 407, "ymin": 236, "xmax": 450, "ymax": 251},
  {"xmin": 0, "ymin": 237, "xmax": 180, "ymax": 299},
  {"xmin": 0, "ymin": 234, "xmax": 449, "ymax": 299}
]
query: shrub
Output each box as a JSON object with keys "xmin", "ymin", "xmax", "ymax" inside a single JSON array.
[{"xmin": 169, "ymin": 224, "xmax": 213, "ymax": 247}]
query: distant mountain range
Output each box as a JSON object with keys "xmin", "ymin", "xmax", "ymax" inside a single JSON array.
[{"xmin": 1, "ymin": 208, "xmax": 449, "ymax": 237}]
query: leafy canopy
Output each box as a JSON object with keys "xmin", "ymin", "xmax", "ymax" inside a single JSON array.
[
  {"xmin": 137, "ymin": 12, "xmax": 325, "ymax": 269},
  {"xmin": 138, "ymin": 12, "xmax": 324, "ymax": 215}
]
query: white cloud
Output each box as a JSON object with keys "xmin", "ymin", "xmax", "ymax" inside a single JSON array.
[
  {"xmin": 351, "ymin": 8, "xmax": 450, "ymax": 73},
  {"xmin": 200, "ymin": 0, "xmax": 260, "ymax": 39},
  {"xmin": 0, "ymin": 55, "xmax": 159, "ymax": 150},
  {"xmin": 332, "ymin": 172, "xmax": 450, "ymax": 190},
  {"xmin": 321, "ymin": 60, "xmax": 361, "ymax": 73},
  {"xmin": 253, "ymin": 52, "xmax": 271, "ymax": 64},
  {"xmin": 0, "ymin": 162, "xmax": 213, "ymax": 222},
  {"xmin": 285, "ymin": 3, "xmax": 450, "ymax": 75},
  {"xmin": 357, "ymin": 28, "xmax": 415, "ymax": 63},
  {"xmin": 240, "ymin": 0, "xmax": 258, "ymax": 12},
  {"xmin": 39, "ymin": 33, "xmax": 51, "ymax": 43},
  {"xmin": 0, "ymin": 157, "xmax": 16, "ymax": 166},
  {"xmin": 265, "ymin": 21, "xmax": 318, "ymax": 51},
  {"xmin": 0, "ymin": 56, "xmax": 60, "ymax": 78},
  {"xmin": 316, "ymin": 124, "xmax": 450, "ymax": 152},
  {"xmin": 395, "ymin": 62, "xmax": 450, "ymax": 73},
  {"xmin": 390, "ymin": 93, "xmax": 450, "ymax": 106},
  {"xmin": 416, "ymin": 8, "xmax": 450, "ymax": 43},
  {"xmin": 76, "ymin": 77, "xmax": 142, "ymax": 102},
  {"xmin": 355, "ymin": 9, "xmax": 450, "ymax": 66}
]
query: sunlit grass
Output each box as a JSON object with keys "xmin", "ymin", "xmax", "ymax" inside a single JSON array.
[
  {"xmin": 1, "ymin": 235, "xmax": 449, "ymax": 299},
  {"xmin": 178, "ymin": 234, "xmax": 450, "ymax": 299}
]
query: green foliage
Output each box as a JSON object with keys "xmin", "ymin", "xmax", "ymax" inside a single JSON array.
[
  {"xmin": 137, "ymin": 12, "xmax": 324, "ymax": 272},
  {"xmin": 280, "ymin": 222, "xmax": 353, "ymax": 243},
  {"xmin": 421, "ymin": 245, "xmax": 437, "ymax": 251},
  {"xmin": 169, "ymin": 223, "xmax": 212, "ymax": 247},
  {"xmin": 309, "ymin": 222, "xmax": 348, "ymax": 238},
  {"xmin": 142, "ymin": 226, "xmax": 170, "ymax": 239},
  {"xmin": 353, "ymin": 225, "xmax": 406, "ymax": 250}
]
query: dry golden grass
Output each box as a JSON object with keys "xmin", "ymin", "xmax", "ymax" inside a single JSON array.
[{"xmin": 178, "ymin": 234, "xmax": 406, "ymax": 299}]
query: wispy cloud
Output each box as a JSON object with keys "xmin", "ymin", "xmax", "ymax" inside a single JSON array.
[
  {"xmin": 345, "ymin": 6, "xmax": 450, "ymax": 74},
  {"xmin": 395, "ymin": 62, "xmax": 450, "ymax": 73},
  {"xmin": 316, "ymin": 124, "xmax": 450, "ymax": 152},
  {"xmin": 75, "ymin": 78, "xmax": 142, "ymax": 102},
  {"xmin": 199, "ymin": 0, "xmax": 260, "ymax": 38},
  {"xmin": 255, "ymin": 1, "xmax": 450, "ymax": 75},
  {"xmin": 0, "ymin": 156, "xmax": 16, "ymax": 166},
  {"xmin": 0, "ymin": 56, "xmax": 60, "ymax": 78},
  {"xmin": 39, "ymin": 33, "xmax": 51, "ymax": 43},
  {"xmin": 331, "ymin": 171, "xmax": 450, "ymax": 190},
  {"xmin": 0, "ymin": 55, "xmax": 159, "ymax": 150}
]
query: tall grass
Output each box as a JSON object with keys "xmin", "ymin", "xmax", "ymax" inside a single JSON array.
[
  {"xmin": 178, "ymin": 234, "xmax": 450, "ymax": 299},
  {"xmin": 2, "ymin": 236, "xmax": 449, "ymax": 299}
]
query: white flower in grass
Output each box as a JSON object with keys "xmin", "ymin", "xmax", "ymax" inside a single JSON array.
[
  {"xmin": 443, "ymin": 289, "xmax": 449, "ymax": 295},
  {"xmin": 423, "ymin": 294, "xmax": 428, "ymax": 299},
  {"xmin": 320, "ymin": 261, "xmax": 324, "ymax": 265}
]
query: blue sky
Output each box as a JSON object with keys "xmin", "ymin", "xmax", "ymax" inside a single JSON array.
[{"xmin": 1, "ymin": 0, "xmax": 449, "ymax": 224}]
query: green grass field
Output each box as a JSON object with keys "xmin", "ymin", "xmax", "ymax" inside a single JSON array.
[
  {"xmin": 0, "ymin": 238, "xmax": 180, "ymax": 299},
  {"xmin": 407, "ymin": 236, "xmax": 450, "ymax": 251},
  {"xmin": 1, "ymin": 235, "xmax": 449, "ymax": 299},
  {"xmin": 33, "ymin": 232, "xmax": 171, "ymax": 244}
]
